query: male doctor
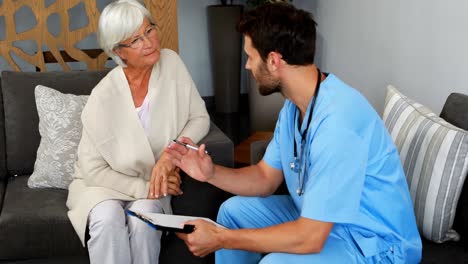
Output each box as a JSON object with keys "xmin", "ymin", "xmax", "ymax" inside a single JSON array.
[{"xmin": 167, "ymin": 3, "xmax": 422, "ymax": 263}]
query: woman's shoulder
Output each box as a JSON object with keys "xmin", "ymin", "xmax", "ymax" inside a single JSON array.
[
  {"xmin": 92, "ymin": 67, "xmax": 124, "ymax": 92},
  {"xmin": 158, "ymin": 49, "xmax": 191, "ymax": 81},
  {"xmin": 86, "ymin": 66, "xmax": 125, "ymax": 106},
  {"xmin": 159, "ymin": 48, "xmax": 181, "ymax": 64},
  {"xmin": 82, "ymin": 67, "xmax": 125, "ymax": 120}
]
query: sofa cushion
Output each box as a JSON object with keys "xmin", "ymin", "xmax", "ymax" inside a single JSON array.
[
  {"xmin": 28, "ymin": 85, "xmax": 88, "ymax": 189},
  {"xmin": 0, "ymin": 256, "xmax": 90, "ymax": 263},
  {"xmin": 0, "ymin": 175, "xmax": 87, "ymax": 259},
  {"xmin": 0, "ymin": 70, "xmax": 108, "ymax": 177},
  {"xmin": 383, "ymin": 85, "xmax": 468, "ymax": 243},
  {"xmin": 440, "ymin": 93, "xmax": 468, "ymax": 248},
  {"xmin": 421, "ymin": 238, "xmax": 465, "ymax": 263}
]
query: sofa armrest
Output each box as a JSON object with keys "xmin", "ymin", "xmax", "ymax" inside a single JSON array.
[
  {"xmin": 250, "ymin": 140, "xmax": 270, "ymax": 165},
  {"xmin": 164, "ymin": 122, "xmax": 233, "ymax": 262},
  {"xmin": 171, "ymin": 121, "xmax": 233, "ymax": 219},
  {"xmin": 440, "ymin": 93, "xmax": 468, "ymax": 130},
  {"xmin": 0, "ymin": 77, "xmax": 7, "ymax": 182},
  {"xmin": 249, "ymin": 139, "xmax": 289, "ymax": 195},
  {"xmin": 199, "ymin": 122, "xmax": 234, "ymax": 168},
  {"xmin": 440, "ymin": 93, "xmax": 468, "ymax": 249},
  {"xmin": 0, "ymin": 179, "xmax": 5, "ymax": 211}
]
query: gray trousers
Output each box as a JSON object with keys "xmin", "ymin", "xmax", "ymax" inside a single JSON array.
[{"xmin": 87, "ymin": 198, "xmax": 169, "ymax": 264}]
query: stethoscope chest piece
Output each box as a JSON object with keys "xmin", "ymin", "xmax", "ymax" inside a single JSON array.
[
  {"xmin": 290, "ymin": 157, "xmax": 299, "ymax": 172},
  {"xmin": 296, "ymin": 187, "xmax": 304, "ymax": 196}
]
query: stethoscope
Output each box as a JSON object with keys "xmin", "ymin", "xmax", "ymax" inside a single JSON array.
[{"xmin": 289, "ymin": 68, "xmax": 322, "ymax": 196}]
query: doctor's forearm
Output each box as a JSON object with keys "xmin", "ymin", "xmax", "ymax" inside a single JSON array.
[
  {"xmin": 208, "ymin": 165, "xmax": 277, "ymax": 196},
  {"xmin": 218, "ymin": 218, "xmax": 331, "ymax": 254}
]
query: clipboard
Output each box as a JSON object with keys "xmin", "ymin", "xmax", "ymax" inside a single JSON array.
[
  {"xmin": 126, "ymin": 209, "xmax": 224, "ymax": 234},
  {"xmin": 126, "ymin": 209, "xmax": 195, "ymax": 233}
]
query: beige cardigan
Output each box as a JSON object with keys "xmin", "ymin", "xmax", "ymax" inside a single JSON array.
[{"xmin": 66, "ymin": 49, "xmax": 210, "ymax": 245}]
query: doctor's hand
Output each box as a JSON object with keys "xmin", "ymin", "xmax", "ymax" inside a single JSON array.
[
  {"xmin": 148, "ymin": 152, "xmax": 178, "ymax": 199},
  {"xmin": 165, "ymin": 137, "xmax": 215, "ymax": 183},
  {"xmin": 176, "ymin": 219, "xmax": 224, "ymax": 257}
]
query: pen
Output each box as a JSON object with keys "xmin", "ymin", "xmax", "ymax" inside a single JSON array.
[{"xmin": 172, "ymin": 139, "xmax": 210, "ymax": 155}]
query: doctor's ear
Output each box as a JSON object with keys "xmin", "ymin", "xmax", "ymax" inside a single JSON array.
[{"xmin": 267, "ymin": 52, "xmax": 283, "ymax": 70}]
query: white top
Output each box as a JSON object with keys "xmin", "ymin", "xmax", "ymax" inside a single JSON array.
[{"xmin": 136, "ymin": 94, "xmax": 150, "ymax": 136}]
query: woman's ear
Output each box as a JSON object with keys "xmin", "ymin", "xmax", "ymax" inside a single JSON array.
[{"xmin": 113, "ymin": 47, "xmax": 126, "ymax": 61}]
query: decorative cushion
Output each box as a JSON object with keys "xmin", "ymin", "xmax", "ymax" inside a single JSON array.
[
  {"xmin": 1, "ymin": 70, "xmax": 108, "ymax": 177},
  {"xmin": 28, "ymin": 85, "xmax": 88, "ymax": 189},
  {"xmin": 383, "ymin": 85, "xmax": 468, "ymax": 243}
]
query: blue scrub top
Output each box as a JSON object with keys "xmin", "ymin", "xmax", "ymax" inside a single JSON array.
[{"xmin": 263, "ymin": 74, "xmax": 422, "ymax": 262}]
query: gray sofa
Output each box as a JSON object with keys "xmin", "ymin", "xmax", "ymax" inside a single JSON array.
[
  {"xmin": 250, "ymin": 93, "xmax": 468, "ymax": 263},
  {"xmin": 0, "ymin": 70, "xmax": 234, "ymax": 263}
]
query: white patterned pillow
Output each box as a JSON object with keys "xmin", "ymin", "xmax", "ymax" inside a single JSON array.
[
  {"xmin": 28, "ymin": 85, "xmax": 88, "ymax": 189},
  {"xmin": 383, "ymin": 85, "xmax": 468, "ymax": 243}
]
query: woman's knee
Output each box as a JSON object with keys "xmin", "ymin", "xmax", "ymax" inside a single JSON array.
[
  {"xmin": 88, "ymin": 200, "xmax": 126, "ymax": 230},
  {"xmin": 127, "ymin": 199, "xmax": 164, "ymax": 234},
  {"xmin": 128, "ymin": 199, "xmax": 165, "ymax": 213}
]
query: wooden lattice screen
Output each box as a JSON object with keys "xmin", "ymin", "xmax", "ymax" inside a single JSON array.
[{"xmin": 0, "ymin": 0, "xmax": 178, "ymax": 72}]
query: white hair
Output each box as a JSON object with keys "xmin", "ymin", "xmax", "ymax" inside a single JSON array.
[{"xmin": 98, "ymin": 0, "xmax": 155, "ymax": 67}]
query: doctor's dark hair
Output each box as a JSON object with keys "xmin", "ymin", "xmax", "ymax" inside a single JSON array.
[{"xmin": 237, "ymin": 3, "xmax": 317, "ymax": 65}]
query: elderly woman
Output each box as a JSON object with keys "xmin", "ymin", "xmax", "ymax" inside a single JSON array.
[{"xmin": 65, "ymin": 0, "xmax": 210, "ymax": 263}]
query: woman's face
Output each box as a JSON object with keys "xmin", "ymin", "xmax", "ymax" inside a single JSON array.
[{"xmin": 114, "ymin": 18, "xmax": 161, "ymax": 69}]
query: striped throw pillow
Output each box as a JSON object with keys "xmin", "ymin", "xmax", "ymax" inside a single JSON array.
[{"xmin": 383, "ymin": 85, "xmax": 468, "ymax": 243}]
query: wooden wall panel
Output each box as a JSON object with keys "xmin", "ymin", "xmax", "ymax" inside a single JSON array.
[
  {"xmin": 0, "ymin": 0, "xmax": 178, "ymax": 72},
  {"xmin": 148, "ymin": 0, "xmax": 178, "ymax": 54}
]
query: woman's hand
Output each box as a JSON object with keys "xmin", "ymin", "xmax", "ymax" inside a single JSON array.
[
  {"xmin": 148, "ymin": 152, "xmax": 178, "ymax": 199},
  {"xmin": 166, "ymin": 167, "xmax": 183, "ymax": 196}
]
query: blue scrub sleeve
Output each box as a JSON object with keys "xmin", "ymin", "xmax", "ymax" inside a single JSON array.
[
  {"xmin": 301, "ymin": 117, "xmax": 368, "ymax": 224},
  {"xmin": 263, "ymin": 112, "xmax": 284, "ymax": 170}
]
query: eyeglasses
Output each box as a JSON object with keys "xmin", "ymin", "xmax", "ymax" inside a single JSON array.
[{"xmin": 117, "ymin": 23, "xmax": 157, "ymax": 49}]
